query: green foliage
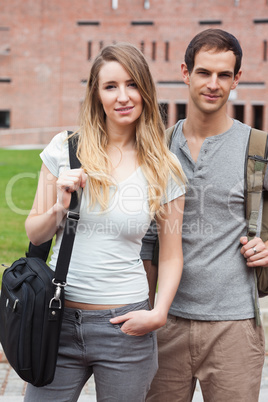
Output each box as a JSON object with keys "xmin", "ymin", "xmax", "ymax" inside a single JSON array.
[{"xmin": 0, "ymin": 149, "xmax": 42, "ymax": 285}]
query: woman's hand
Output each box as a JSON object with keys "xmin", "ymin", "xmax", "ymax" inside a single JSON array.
[
  {"xmin": 110, "ymin": 195, "xmax": 185, "ymax": 337},
  {"xmin": 110, "ymin": 309, "xmax": 166, "ymax": 336},
  {"xmin": 25, "ymin": 165, "xmax": 87, "ymax": 246},
  {"xmin": 56, "ymin": 168, "xmax": 87, "ymax": 211}
]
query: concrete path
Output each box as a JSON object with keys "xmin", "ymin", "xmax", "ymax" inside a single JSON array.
[{"xmin": 0, "ymin": 355, "xmax": 268, "ymax": 401}]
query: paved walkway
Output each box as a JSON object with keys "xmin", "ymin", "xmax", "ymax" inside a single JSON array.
[{"xmin": 0, "ymin": 346, "xmax": 268, "ymax": 401}]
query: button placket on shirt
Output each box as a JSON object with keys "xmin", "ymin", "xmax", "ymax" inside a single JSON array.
[{"xmin": 196, "ymin": 141, "xmax": 210, "ymax": 172}]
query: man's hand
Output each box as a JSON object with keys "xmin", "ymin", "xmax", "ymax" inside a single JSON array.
[{"xmin": 240, "ymin": 236, "xmax": 268, "ymax": 268}]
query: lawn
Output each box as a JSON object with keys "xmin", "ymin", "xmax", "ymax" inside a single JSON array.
[{"xmin": 0, "ymin": 148, "xmax": 43, "ymax": 285}]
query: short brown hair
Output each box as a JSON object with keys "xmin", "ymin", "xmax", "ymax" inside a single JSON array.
[{"xmin": 185, "ymin": 29, "xmax": 243, "ymax": 75}]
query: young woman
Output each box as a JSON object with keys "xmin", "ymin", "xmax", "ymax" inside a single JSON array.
[{"xmin": 24, "ymin": 43, "xmax": 186, "ymax": 402}]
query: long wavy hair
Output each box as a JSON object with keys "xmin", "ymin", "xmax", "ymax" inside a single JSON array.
[{"xmin": 75, "ymin": 42, "xmax": 186, "ymax": 218}]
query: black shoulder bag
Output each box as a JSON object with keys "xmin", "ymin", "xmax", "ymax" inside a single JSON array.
[{"xmin": 0, "ymin": 132, "xmax": 81, "ymax": 387}]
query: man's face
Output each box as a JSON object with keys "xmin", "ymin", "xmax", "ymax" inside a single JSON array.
[{"xmin": 182, "ymin": 49, "xmax": 241, "ymax": 115}]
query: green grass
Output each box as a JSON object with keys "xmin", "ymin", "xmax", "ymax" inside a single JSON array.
[{"xmin": 0, "ymin": 148, "xmax": 43, "ymax": 285}]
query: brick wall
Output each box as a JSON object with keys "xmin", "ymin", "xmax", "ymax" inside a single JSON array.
[{"xmin": 0, "ymin": 0, "xmax": 268, "ymax": 147}]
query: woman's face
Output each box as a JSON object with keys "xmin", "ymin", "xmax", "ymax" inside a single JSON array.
[{"xmin": 98, "ymin": 61, "xmax": 143, "ymax": 132}]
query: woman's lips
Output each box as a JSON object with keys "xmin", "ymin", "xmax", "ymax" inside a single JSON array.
[{"xmin": 115, "ymin": 106, "xmax": 134, "ymax": 114}]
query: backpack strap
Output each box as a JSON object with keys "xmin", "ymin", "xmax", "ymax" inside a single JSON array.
[
  {"xmin": 165, "ymin": 125, "xmax": 175, "ymax": 147},
  {"xmin": 246, "ymin": 128, "xmax": 268, "ymax": 241},
  {"xmin": 245, "ymin": 127, "xmax": 268, "ymax": 325}
]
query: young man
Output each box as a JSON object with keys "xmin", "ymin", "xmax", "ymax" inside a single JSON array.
[{"xmin": 142, "ymin": 29, "xmax": 268, "ymax": 402}]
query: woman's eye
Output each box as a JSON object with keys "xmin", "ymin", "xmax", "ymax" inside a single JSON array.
[
  {"xmin": 128, "ymin": 82, "xmax": 138, "ymax": 88},
  {"xmin": 105, "ymin": 84, "xmax": 116, "ymax": 90}
]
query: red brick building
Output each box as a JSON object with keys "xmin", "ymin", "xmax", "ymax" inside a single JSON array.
[{"xmin": 0, "ymin": 0, "xmax": 268, "ymax": 147}]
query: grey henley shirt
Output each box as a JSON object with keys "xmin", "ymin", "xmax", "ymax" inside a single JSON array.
[{"xmin": 141, "ymin": 119, "xmax": 267, "ymax": 321}]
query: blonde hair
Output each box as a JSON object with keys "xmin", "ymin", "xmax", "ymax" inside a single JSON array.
[{"xmin": 75, "ymin": 42, "xmax": 186, "ymax": 218}]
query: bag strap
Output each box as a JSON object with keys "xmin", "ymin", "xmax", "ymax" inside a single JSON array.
[
  {"xmin": 26, "ymin": 239, "xmax": 52, "ymax": 261},
  {"xmin": 52, "ymin": 132, "xmax": 82, "ymax": 284},
  {"xmin": 27, "ymin": 131, "xmax": 81, "ymax": 285},
  {"xmin": 245, "ymin": 127, "xmax": 268, "ymax": 325}
]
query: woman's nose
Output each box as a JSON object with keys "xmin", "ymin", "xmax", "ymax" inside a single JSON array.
[{"xmin": 117, "ymin": 87, "xmax": 129, "ymax": 102}]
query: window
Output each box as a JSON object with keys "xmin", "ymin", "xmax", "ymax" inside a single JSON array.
[
  {"xmin": 176, "ymin": 104, "xmax": 187, "ymax": 121},
  {"xmin": 0, "ymin": 78, "xmax": 11, "ymax": 83},
  {"xmin": 252, "ymin": 105, "xmax": 264, "ymax": 130},
  {"xmin": 165, "ymin": 42, "xmax": 169, "ymax": 62},
  {"xmin": 253, "ymin": 19, "xmax": 268, "ymax": 24},
  {"xmin": 144, "ymin": 0, "xmax": 150, "ymax": 9},
  {"xmin": 152, "ymin": 41, "xmax": 156, "ymax": 61},
  {"xmin": 199, "ymin": 20, "xmax": 222, "ymax": 25},
  {"xmin": 112, "ymin": 0, "xmax": 118, "ymax": 9},
  {"xmin": 87, "ymin": 41, "xmax": 92, "ymax": 60},
  {"xmin": 77, "ymin": 21, "xmax": 100, "ymax": 26},
  {"xmin": 159, "ymin": 103, "xmax": 168, "ymax": 127},
  {"xmin": 264, "ymin": 40, "xmax": 267, "ymax": 62},
  {"xmin": 0, "ymin": 45, "xmax": 10, "ymax": 55},
  {"xmin": 0, "ymin": 27, "xmax": 10, "ymax": 55},
  {"xmin": 0, "ymin": 110, "xmax": 10, "ymax": 128},
  {"xmin": 140, "ymin": 41, "xmax": 145, "ymax": 53},
  {"xmin": 157, "ymin": 80, "xmax": 185, "ymax": 85},
  {"xmin": 131, "ymin": 21, "xmax": 154, "ymax": 26},
  {"xmin": 233, "ymin": 104, "xmax": 244, "ymax": 123},
  {"xmin": 99, "ymin": 41, "xmax": 104, "ymax": 50},
  {"xmin": 238, "ymin": 81, "xmax": 265, "ymax": 86}
]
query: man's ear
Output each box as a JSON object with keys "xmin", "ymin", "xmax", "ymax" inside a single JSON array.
[
  {"xmin": 181, "ymin": 63, "xmax": 190, "ymax": 85},
  {"xmin": 231, "ymin": 69, "xmax": 242, "ymax": 90}
]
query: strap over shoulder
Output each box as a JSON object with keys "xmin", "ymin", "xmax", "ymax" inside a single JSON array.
[
  {"xmin": 67, "ymin": 131, "xmax": 81, "ymax": 169},
  {"xmin": 26, "ymin": 131, "xmax": 81, "ymax": 262},
  {"xmin": 245, "ymin": 128, "xmax": 268, "ymax": 320},
  {"xmin": 246, "ymin": 128, "xmax": 268, "ymax": 241},
  {"xmin": 165, "ymin": 125, "xmax": 175, "ymax": 147}
]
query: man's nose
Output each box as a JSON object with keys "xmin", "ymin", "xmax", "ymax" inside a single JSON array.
[{"xmin": 207, "ymin": 74, "xmax": 219, "ymax": 90}]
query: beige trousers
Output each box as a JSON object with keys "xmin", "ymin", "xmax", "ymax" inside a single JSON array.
[{"xmin": 146, "ymin": 315, "xmax": 265, "ymax": 402}]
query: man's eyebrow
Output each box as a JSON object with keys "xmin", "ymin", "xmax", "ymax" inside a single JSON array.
[
  {"xmin": 194, "ymin": 67, "xmax": 233, "ymax": 75},
  {"xmin": 218, "ymin": 70, "xmax": 233, "ymax": 75},
  {"xmin": 194, "ymin": 67, "xmax": 210, "ymax": 72}
]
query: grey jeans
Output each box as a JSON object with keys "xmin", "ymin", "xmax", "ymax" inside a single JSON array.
[{"xmin": 24, "ymin": 300, "xmax": 158, "ymax": 402}]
